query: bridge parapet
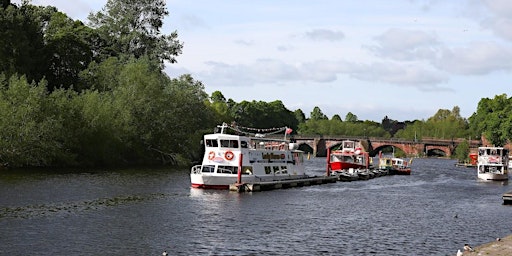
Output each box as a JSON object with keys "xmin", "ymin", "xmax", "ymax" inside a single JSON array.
[{"xmin": 288, "ymin": 135, "xmax": 481, "ymax": 157}]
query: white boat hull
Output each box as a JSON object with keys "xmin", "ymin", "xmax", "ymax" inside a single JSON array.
[
  {"xmin": 477, "ymin": 172, "xmax": 509, "ymax": 181},
  {"xmin": 191, "ymin": 172, "xmax": 309, "ymax": 189}
]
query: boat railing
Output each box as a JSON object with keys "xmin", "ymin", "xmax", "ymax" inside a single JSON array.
[{"xmin": 191, "ymin": 165, "xmax": 202, "ymax": 174}]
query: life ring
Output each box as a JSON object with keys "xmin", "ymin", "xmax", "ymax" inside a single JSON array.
[
  {"xmin": 224, "ymin": 151, "xmax": 234, "ymax": 161},
  {"xmin": 208, "ymin": 151, "xmax": 215, "ymax": 160}
]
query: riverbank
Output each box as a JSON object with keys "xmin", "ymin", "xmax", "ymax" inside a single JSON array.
[{"xmin": 455, "ymin": 234, "xmax": 512, "ymax": 255}]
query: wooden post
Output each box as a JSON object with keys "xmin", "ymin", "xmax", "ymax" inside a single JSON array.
[
  {"xmin": 365, "ymin": 152, "xmax": 369, "ymax": 169},
  {"xmin": 326, "ymin": 148, "xmax": 331, "ymax": 176},
  {"xmin": 237, "ymin": 153, "xmax": 243, "ymax": 184}
]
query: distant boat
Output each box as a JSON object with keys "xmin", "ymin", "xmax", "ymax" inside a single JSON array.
[
  {"xmin": 477, "ymin": 146, "xmax": 509, "ymax": 181},
  {"xmin": 378, "ymin": 157, "xmax": 411, "ymax": 175},
  {"xmin": 455, "ymin": 152, "xmax": 477, "ymax": 168}
]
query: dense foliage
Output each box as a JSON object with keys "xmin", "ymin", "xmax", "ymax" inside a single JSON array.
[
  {"xmin": 469, "ymin": 94, "xmax": 512, "ymax": 147},
  {"xmin": 0, "ymin": 1, "xmax": 510, "ymax": 168}
]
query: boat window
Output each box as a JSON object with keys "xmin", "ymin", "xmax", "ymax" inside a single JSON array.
[
  {"xmin": 205, "ymin": 139, "xmax": 218, "ymax": 147},
  {"xmin": 217, "ymin": 165, "xmax": 237, "ymax": 174},
  {"xmin": 201, "ymin": 165, "xmax": 215, "ymax": 173},
  {"xmin": 280, "ymin": 166, "xmax": 288, "ymax": 174},
  {"xmin": 273, "ymin": 166, "xmax": 280, "ymax": 174},
  {"xmin": 220, "ymin": 139, "xmax": 239, "ymax": 148},
  {"xmin": 240, "ymin": 141, "xmax": 248, "ymax": 148},
  {"xmin": 264, "ymin": 166, "xmax": 272, "ymax": 174},
  {"xmin": 243, "ymin": 166, "xmax": 253, "ymax": 175}
]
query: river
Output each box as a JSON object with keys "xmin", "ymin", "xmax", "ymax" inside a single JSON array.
[{"xmin": 1, "ymin": 158, "xmax": 511, "ymax": 255}]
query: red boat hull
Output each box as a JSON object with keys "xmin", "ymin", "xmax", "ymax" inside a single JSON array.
[
  {"xmin": 191, "ymin": 183, "xmax": 229, "ymax": 189},
  {"xmin": 330, "ymin": 161, "xmax": 367, "ymax": 171}
]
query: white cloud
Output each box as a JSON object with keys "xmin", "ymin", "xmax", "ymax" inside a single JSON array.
[
  {"xmin": 368, "ymin": 28, "xmax": 440, "ymax": 61},
  {"xmin": 435, "ymin": 42, "xmax": 512, "ymax": 75},
  {"xmin": 304, "ymin": 29, "xmax": 345, "ymax": 41},
  {"xmin": 480, "ymin": 0, "xmax": 512, "ymax": 41}
]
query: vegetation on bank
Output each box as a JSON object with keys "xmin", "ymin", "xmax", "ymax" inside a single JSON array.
[{"xmin": 1, "ymin": 1, "xmax": 511, "ymax": 168}]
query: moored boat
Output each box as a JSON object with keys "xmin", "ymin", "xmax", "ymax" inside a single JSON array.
[
  {"xmin": 378, "ymin": 157, "xmax": 411, "ymax": 175},
  {"xmin": 190, "ymin": 123, "xmax": 307, "ymax": 189},
  {"xmin": 328, "ymin": 140, "xmax": 370, "ymax": 172},
  {"xmin": 477, "ymin": 146, "xmax": 509, "ymax": 181}
]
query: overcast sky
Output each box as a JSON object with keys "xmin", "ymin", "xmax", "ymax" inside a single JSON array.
[{"xmin": 14, "ymin": 0, "xmax": 512, "ymax": 122}]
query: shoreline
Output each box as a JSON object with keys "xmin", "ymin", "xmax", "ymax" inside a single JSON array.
[{"xmin": 455, "ymin": 234, "xmax": 512, "ymax": 255}]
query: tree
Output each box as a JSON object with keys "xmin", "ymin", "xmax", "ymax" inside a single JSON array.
[
  {"xmin": 44, "ymin": 11, "xmax": 96, "ymax": 90},
  {"xmin": 310, "ymin": 106, "xmax": 327, "ymax": 121},
  {"xmin": 345, "ymin": 112, "xmax": 358, "ymax": 122},
  {"xmin": 294, "ymin": 109, "xmax": 306, "ymax": 123},
  {"xmin": 87, "ymin": 0, "xmax": 183, "ymax": 65},
  {"xmin": 469, "ymin": 94, "xmax": 512, "ymax": 146},
  {"xmin": 0, "ymin": 75, "xmax": 73, "ymax": 167},
  {"xmin": 211, "ymin": 90, "xmax": 226, "ymax": 103},
  {"xmin": 0, "ymin": 3, "xmax": 50, "ymax": 84},
  {"xmin": 230, "ymin": 100, "xmax": 298, "ymax": 130},
  {"xmin": 332, "ymin": 114, "xmax": 342, "ymax": 122},
  {"xmin": 455, "ymin": 139, "xmax": 470, "ymax": 163}
]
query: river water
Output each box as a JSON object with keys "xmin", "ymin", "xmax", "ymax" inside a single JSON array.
[{"xmin": 1, "ymin": 158, "xmax": 511, "ymax": 255}]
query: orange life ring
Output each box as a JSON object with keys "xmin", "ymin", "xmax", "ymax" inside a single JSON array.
[
  {"xmin": 225, "ymin": 151, "xmax": 234, "ymax": 161},
  {"xmin": 208, "ymin": 151, "xmax": 215, "ymax": 160}
]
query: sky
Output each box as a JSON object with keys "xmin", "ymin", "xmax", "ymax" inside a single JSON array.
[{"xmin": 13, "ymin": 0, "xmax": 512, "ymax": 122}]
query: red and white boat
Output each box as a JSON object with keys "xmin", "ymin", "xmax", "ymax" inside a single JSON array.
[
  {"xmin": 477, "ymin": 146, "xmax": 509, "ymax": 181},
  {"xmin": 190, "ymin": 123, "xmax": 307, "ymax": 189},
  {"xmin": 327, "ymin": 140, "xmax": 370, "ymax": 172}
]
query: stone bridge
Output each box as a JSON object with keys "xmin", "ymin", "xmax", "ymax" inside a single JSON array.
[{"xmin": 290, "ymin": 135, "xmax": 482, "ymax": 157}]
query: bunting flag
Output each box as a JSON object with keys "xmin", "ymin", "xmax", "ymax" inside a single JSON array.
[{"xmin": 285, "ymin": 128, "xmax": 293, "ymax": 134}]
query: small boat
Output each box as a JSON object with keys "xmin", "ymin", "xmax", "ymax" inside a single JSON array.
[
  {"xmin": 503, "ymin": 191, "xmax": 512, "ymax": 205},
  {"xmin": 335, "ymin": 169, "xmax": 359, "ymax": 182},
  {"xmin": 455, "ymin": 152, "xmax": 477, "ymax": 168},
  {"xmin": 327, "ymin": 140, "xmax": 370, "ymax": 172},
  {"xmin": 190, "ymin": 123, "xmax": 307, "ymax": 189},
  {"xmin": 477, "ymin": 146, "xmax": 509, "ymax": 181},
  {"xmin": 378, "ymin": 157, "xmax": 412, "ymax": 175}
]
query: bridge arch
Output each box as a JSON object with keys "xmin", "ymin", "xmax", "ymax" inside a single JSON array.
[
  {"xmin": 371, "ymin": 145, "xmax": 407, "ymax": 157},
  {"xmin": 298, "ymin": 143, "xmax": 314, "ymax": 154}
]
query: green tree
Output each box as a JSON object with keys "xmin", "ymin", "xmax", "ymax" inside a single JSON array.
[
  {"xmin": 0, "ymin": 75, "xmax": 71, "ymax": 167},
  {"xmin": 230, "ymin": 100, "xmax": 298, "ymax": 131},
  {"xmin": 345, "ymin": 112, "xmax": 358, "ymax": 122},
  {"xmin": 332, "ymin": 114, "xmax": 342, "ymax": 122},
  {"xmin": 310, "ymin": 106, "xmax": 327, "ymax": 121},
  {"xmin": 87, "ymin": 0, "xmax": 183, "ymax": 65},
  {"xmin": 294, "ymin": 109, "xmax": 306, "ymax": 123},
  {"xmin": 469, "ymin": 94, "xmax": 512, "ymax": 146},
  {"xmin": 211, "ymin": 90, "xmax": 226, "ymax": 103},
  {"xmin": 0, "ymin": 3, "xmax": 50, "ymax": 84},
  {"xmin": 454, "ymin": 139, "xmax": 470, "ymax": 163},
  {"xmin": 44, "ymin": 11, "xmax": 96, "ymax": 90}
]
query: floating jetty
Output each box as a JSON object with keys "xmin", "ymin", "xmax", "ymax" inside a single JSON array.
[
  {"xmin": 229, "ymin": 175, "xmax": 337, "ymax": 192},
  {"xmin": 503, "ymin": 191, "xmax": 512, "ymax": 205}
]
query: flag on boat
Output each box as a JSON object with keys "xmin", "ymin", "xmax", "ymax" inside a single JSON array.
[{"xmin": 285, "ymin": 128, "xmax": 293, "ymax": 134}]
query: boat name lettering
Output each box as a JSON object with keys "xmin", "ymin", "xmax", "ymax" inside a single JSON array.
[{"xmin": 262, "ymin": 153, "xmax": 285, "ymax": 160}]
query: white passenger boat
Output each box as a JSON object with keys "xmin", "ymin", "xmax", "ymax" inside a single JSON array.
[
  {"xmin": 477, "ymin": 146, "xmax": 509, "ymax": 181},
  {"xmin": 190, "ymin": 123, "xmax": 307, "ymax": 189}
]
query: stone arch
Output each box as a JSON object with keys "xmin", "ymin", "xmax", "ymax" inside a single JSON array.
[
  {"xmin": 371, "ymin": 144, "xmax": 406, "ymax": 157},
  {"xmin": 298, "ymin": 143, "xmax": 314, "ymax": 154},
  {"xmin": 425, "ymin": 147, "xmax": 447, "ymax": 157}
]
